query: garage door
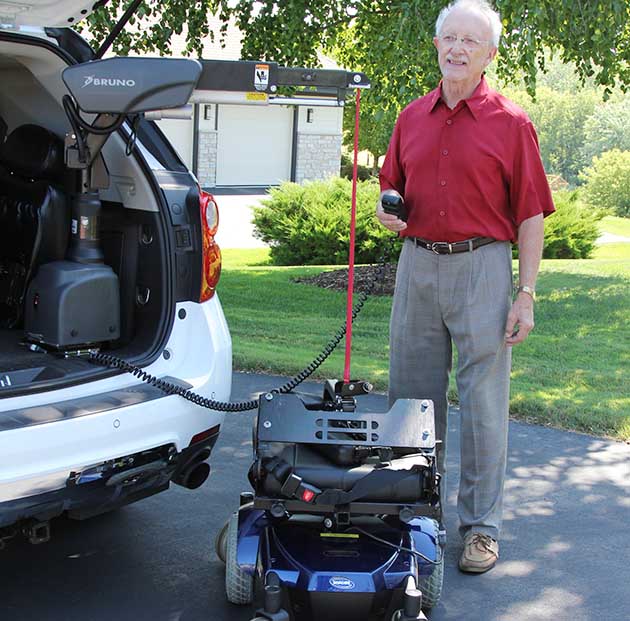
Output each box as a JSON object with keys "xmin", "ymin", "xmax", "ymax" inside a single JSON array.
[
  {"xmin": 156, "ymin": 118, "xmax": 194, "ymax": 170},
  {"xmin": 216, "ymin": 104, "xmax": 293, "ymax": 186}
]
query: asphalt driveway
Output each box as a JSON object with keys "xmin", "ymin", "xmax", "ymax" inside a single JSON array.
[{"xmin": 1, "ymin": 372, "xmax": 628, "ymax": 621}]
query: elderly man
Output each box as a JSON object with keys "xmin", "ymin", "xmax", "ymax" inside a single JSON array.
[{"xmin": 377, "ymin": 0, "xmax": 554, "ymax": 573}]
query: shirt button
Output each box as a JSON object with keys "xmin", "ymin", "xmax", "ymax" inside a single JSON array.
[
  {"xmin": 440, "ymin": 180, "xmax": 447, "ymax": 186},
  {"xmin": 442, "ymin": 149, "xmax": 449, "ymax": 156},
  {"xmin": 446, "ymin": 119, "xmax": 453, "ymax": 125},
  {"xmin": 440, "ymin": 211, "xmax": 446, "ymax": 216}
]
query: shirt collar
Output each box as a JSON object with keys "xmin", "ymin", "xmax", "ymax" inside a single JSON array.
[{"xmin": 429, "ymin": 74, "xmax": 490, "ymax": 120}]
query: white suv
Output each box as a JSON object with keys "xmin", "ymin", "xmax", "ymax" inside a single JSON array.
[{"xmin": 0, "ymin": 2, "xmax": 232, "ymax": 545}]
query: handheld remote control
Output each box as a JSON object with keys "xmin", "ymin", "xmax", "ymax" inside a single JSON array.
[{"xmin": 381, "ymin": 192, "xmax": 408, "ymax": 222}]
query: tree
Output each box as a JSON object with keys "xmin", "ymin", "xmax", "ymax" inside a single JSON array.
[
  {"xmin": 85, "ymin": 1, "xmax": 630, "ymax": 95},
  {"xmin": 331, "ymin": 14, "xmax": 438, "ymax": 170},
  {"xmin": 514, "ymin": 51, "xmax": 599, "ymax": 93},
  {"xmin": 227, "ymin": 1, "xmax": 630, "ymax": 102},
  {"xmin": 581, "ymin": 97, "xmax": 630, "ymax": 170},
  {"xmin": 580, "ymin": 149, "xmax": 630, "ymax": 217},
  {"xmin": 84, "ymin": 1, "xmax": 630, "ymax": 154},
  {"xmin": 502, "ymin": 86, "xmax": 599, "ymax": 185},
  {"xmin": 341, "ymin": 93, "xmax": 399, "ymax": 173},
  {"xmin": 81, "ymin": 0, "xmax": 231, "ymax": 57}
]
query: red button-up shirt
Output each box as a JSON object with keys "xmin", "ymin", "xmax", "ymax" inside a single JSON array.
[{"xmin": 379, "ymin": 77, "xmax": 555, "ymax": 242}]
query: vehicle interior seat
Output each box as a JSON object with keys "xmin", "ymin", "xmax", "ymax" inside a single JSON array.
[{"xmin": 0, "ymin": 124, "xmax": 70, "ymax": 328}]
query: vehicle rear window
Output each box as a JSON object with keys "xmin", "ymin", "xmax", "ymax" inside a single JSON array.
[{"xmin": 135, "ymin": 118, "xmax": 187, "ymax": 173}]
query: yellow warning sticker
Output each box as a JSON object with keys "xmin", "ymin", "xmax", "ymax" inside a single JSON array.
[
  {"xmin": 246, "ymin": 92, "xmax": 268, "ymax": 102},
  {"xmin": 320, "ymin": 533, "xmax": 360, "ymax": 539}
]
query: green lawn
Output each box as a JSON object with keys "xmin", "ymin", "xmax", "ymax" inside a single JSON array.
[
  {"xmin": 599, "ymin": 216, "xmax": 630, "ymax": 238},
  {"xmin": 592, "ymin": 243, "xmax": 630, "ymax": 260},
  {"xmin": 218, "ymin": 247, "xmax": 630, "ymax": 441}
]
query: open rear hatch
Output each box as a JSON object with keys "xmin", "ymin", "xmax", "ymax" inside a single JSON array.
[
  {"xmin": 0, "ymin": 2, "xmax": 371, "ymax": 397},
  {"xmin": 0, "ymin": 0, "xmax": 97, "ymax": 28},
  {"xmin": 0, "ymin": 0, "xmax": 204, "ymax": 395}
]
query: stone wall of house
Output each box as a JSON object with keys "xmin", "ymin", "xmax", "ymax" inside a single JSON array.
[
  {"xmin": 295, "ymin": 133, "xmax": 342, "ymax": 184},
  {"xmin": 196, "ymin": 130, "xmax": 218, "ymax": 188}
]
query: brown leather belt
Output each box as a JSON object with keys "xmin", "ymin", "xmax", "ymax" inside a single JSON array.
[{"xmin": 411, "ymin": 236, "xmax": 496, "ymax": 255}]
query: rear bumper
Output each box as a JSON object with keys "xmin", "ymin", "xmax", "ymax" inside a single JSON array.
[
  {"xmin": 0, "ymin": 432, "xmax": 220, "ymax": 528},
  {"xmin": 0, "ymin": 297, "xmax": 232, "ymax": 526}
]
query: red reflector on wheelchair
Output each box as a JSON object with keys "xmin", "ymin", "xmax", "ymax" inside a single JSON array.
[{"xmin": 302, "ymin": 489, "xmax": 315, "ymax": 502}]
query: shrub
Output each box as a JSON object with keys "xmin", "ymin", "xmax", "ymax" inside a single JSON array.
[
  {"xmin": 539, "ymin": 191, "xmax": 602, "ymax": 259},
  {"xmin": 254, "ymin": 182, "xmax": 600, "ymax": 266},
  {"xmin": 339, "ymin": 153, "xmax": 374, "ymax": 181},
  {"xmin": 579, "ymin": 149, "xmax": 630, "ymax": 217},
  {"xmin": 252, "ymin": 177, "xmax": 402, "ymax": 265}
]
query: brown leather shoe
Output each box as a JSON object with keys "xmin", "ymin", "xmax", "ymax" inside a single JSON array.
[{"xmin": 459, "ymin": 532, "xmax": 499, "ymax": 574}]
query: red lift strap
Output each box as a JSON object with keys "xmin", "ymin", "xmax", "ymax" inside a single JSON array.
[{"xmin": 343, "ymin": 88, "xmax": 361, "ymax": 385}]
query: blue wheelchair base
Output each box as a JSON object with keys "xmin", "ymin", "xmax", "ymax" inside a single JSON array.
[
  {"xmin": 236, "ymin": 505, "xmax": 441, "ymax": 620},
  {"xmin": 224, "ymin": 388, "xmax": 444, "ymax": 621}
]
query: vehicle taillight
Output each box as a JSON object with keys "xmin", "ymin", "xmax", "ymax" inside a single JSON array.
[
  {"xmin": 199, "ymin": 189, "xmax": 221, "ymax": 302},
  {"xmin": 188, "ymin": 425, "xmax": 221, "ymax": 447}
]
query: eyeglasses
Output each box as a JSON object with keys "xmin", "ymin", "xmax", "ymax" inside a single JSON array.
[{"xmin": 438, "ymin": 33, "xmax": 490, "ymax": 51}]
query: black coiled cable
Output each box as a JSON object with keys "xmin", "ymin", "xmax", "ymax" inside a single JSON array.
[
  {"xmin": 89, "ymin": 351, "xmax": 259, "ymax": 412},
  {"xmin": 90, "ymin": 236, "xmax": 399, "ymax": 413},
  {"xmin": 273, "ymin": 236, "xmax": 397, "ymax": 396}
]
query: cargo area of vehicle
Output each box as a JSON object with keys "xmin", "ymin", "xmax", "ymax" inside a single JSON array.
[{"xmin": 0, "ymin": 35, "xmax": 176, "ymax": 394}]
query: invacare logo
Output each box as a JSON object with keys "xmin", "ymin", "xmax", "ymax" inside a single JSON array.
[
  {"xmin": 329, "ymin": 576, "xmax": 355, "ymax": 590},
  {"xmin": 82, "ymin": 76, "xmax": 136, "ymax": 88}
]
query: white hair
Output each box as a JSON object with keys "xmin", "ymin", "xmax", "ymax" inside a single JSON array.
[{"xmin": 435, "ymin": 0, "xmax": 502, "ymax": 47}]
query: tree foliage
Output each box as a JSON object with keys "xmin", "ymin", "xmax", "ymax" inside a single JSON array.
[
  {"xmin": 81, "ymin": 0, "xmax": 231, "ymax": 57},
  {"xmin": 84, "ymin": 1, "xmax": 630, "ymax": 99},
  {"xmin": 580, "ymin": 149, "xmax": 630, "ymax": 217},
  {"xmin": 83, "ymin": 1, "xmax": 630, "ymax": 167},
  {"xmin": 502, "ymin": 86, "xmax": 599, "ymax": 185},
  {"xmin": 227, "ymin": 0, "xmax": 630, "ymax": 101},
  {"xmin": 581, "ymin": 97, "xmax": 630, "ymax": 170},
  {"xmin": 513, "ymin": 51, "xmax": 599, "ymax": 93},
  {"xmin": 495, "ymin": 0, "xmax": 630, "ymax": 98}
]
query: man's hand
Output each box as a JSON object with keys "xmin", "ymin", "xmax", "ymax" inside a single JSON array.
[
  {"xmin": 504, "ymin": 292, "xmax": 535, "ymax": 346},
  {"xmin": 376, "ymin": 191, "xmax": 407, "ymax": 232}
]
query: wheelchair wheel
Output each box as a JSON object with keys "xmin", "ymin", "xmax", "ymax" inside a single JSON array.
[
  {"xmin": 225, "ymin": 511, "xmax": 254, "ymax": 604},
  {"xmin": 417, "ymin": 552, "xmax": 444, "ymax": 610},
  {"xmin": 214, "ymin": 519, "xmax": 229, "ymax": 564}
]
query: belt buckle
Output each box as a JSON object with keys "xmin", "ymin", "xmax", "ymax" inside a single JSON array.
[{"xmin": 430, "ymin": 241, "xmax": 452, "ymax": 255}]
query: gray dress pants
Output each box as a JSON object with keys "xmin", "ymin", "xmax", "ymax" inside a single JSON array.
[{"xmin": 389, "ymin": 238, "xmax": 513, "ymax": 541}]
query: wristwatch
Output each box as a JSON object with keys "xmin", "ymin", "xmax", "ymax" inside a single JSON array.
[{"xmin": 517, "ymin": 285, "xmax": 536, "ymax": 301}]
